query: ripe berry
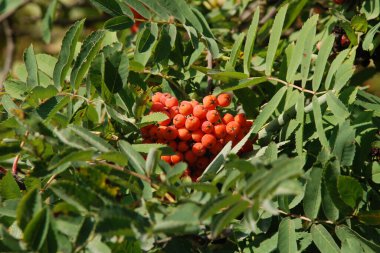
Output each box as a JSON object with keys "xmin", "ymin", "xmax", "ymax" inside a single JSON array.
[
  {"xmin": 173, "ymin": 114, "xmax": 186, "ymax": 128},
  {"xmin": 214, "ymin": 124, "xmax": 227, "ymax": 138},
  {"xmin": 151, "ymin": 103, "xmax": 165, "ymax": 112},
  {"xmin": 226, "ymin": 121, "xmax": 241, "ymax": 135},
  {"xmin": 165, "ymin": 97, "xmax": 179, "ymax": 108},
  {"xmin": 164, "ymin": 126, "xmax": 178, "ymax": 140},
  {"xmin": 171, "ymin": 152, "xmax": 183, "ymax": 164},
  {"xmin": 178, "ymin": 128, "xmax": 192, "ymax": 141},
  {"xmin": 203, "ymin": 95, "xmax": 218, "ymax": 109},
  {"xmin": 206, "ymin": 110, "xmax": 220, "ymax": 123},
  {"xmin": 190, "ymin": 100, "xmax": 199, "ymax": 106},
  {"xmin": 217, "ymin": 93, "xmax": 232, "ymax": 107},
  {"xmin": 210, "ymin": 141, "xmax": 223, "ymax": 155},
  {"xmin": 141, "ymin": 125, "xmax": 152, "ymax": 138},
  {"xmin": 152, "ymin": 92, "xmax": 163, "ymax": 103},
  {"xmin": 168, "ymin": 140, "xmax": 177, "ymax": 150},
  {"xmin": 158, "ymin": 111, "xmax": 171, "ymax": 126},
  {"xmin": 222, "ymin": 113, "xmax": 234, "ymax": 124},
  {"xmin": 333, "ymin": 0, "xmax": 345, "ymax": 4},
  {"xmin": 179, "ymin": 101, "xmax": 193, "ymax": 116},
  {"xmin": 149, "ymin": 125, "xmax": 159, "ymax": 139},
  {"xmin": 193, "ymin": 105, "xmax": 208, "ymax": 119},
  {"xmin": 161, "ymin": 155, "xmax": 171, "ymax": 164},
  {"xmin": 160, "ymin": 93, "xmax": 171, "ymax": 105},
  {"xmin": 192, "ymin": 143, "xmax": 206, "ymax": 157},
  {"xmin": 157, "ymin": 126, "xmax": 167, "ymax": 136},
  {"xmin": 234, "ymin": 113, "xmax": 247, "ymax": 126},
  {"xmin": 185, "ymin": 116, "xmax": 201, "ymax": 131},
  {"xmin": 201, "ymin": 121, "xmax": 214, "ymax": 134},
  {"xmin": 192, "ymin": 130, "xmax": 204, "ymax": 142},
  {"xmin": 201, "ymin": 134, "xmax": 217, "ymax": 149},
  {"xmin": 340, "ymin": 34, "xmax": 350, "ymax": 48},
  {"xmin": 184, "ymin": 150, "xmax": 197, "ymax": 164},
  {"xmin": 196, "ymin": 157, "xmax": 209, "ymax": 170},
  {"xmin": 178, "ymin": 141, "xmax": 189, "ymax": 152},
  {"xmin": 169, "ymin": 106, "xmax": 179, "ymax": 118}
]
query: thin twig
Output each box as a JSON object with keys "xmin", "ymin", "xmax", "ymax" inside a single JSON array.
[
  {"xmin": 0, "ymin": 0, "xmax": 32, "ymax": 23},
  {"xmin": 277, "ymin": 209, "xmax": 335, "ymax": 225},
  {"xmin": 95, "ymin": 160, "xmax": 176, "ymax": 203},
  {"xmin": 206, "ymin": 50, "xmax": 213, "ymax": 94},
  {"xmin": 267, "ymin": 76, "xmax": 326, "ymax": 95},
  {"xmin": 0, "ymin": 20, "xmax": 15, "ymax": 88},
  {"xmin": 12, "ymin": 131, "xmax": 29, "ymax": 175}
]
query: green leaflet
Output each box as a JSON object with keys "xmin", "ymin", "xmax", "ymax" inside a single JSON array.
[
  {"xmin": 265, "ymin": 4, "xmax": 288, "ymax": 76},
  {"xmin": 53, "ymin": 20, "xmax": 85, "ymax": 89}
]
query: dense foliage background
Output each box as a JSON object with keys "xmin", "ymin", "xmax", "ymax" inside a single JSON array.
[{"xmin": 0, "ymin": 0, "xmax": 380, "ymax": 252}]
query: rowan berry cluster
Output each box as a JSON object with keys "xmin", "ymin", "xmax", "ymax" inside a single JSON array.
[{"xmin": 140, "ymin": 92, "xmax": 254, "ymax": 180}]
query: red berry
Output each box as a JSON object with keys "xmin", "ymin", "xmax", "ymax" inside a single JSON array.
[
  {"xmin": 192, "ymin": 130, "xmax": 204, "ymax": 143},
  {"xmin": 201, "ymin": 121, "xmax": 214, "ymax": 134},
  {"xmin": 165, "ymin": 97, "xmax": 179, "ymax": 108},
  {"xmin": 173, "ymin": 114, "xmax": 186, "ymax": 128},
  {"xmin": 178, "ymin": 128, "xmax": 192, "ymax": 141},
  {"xmin": 179, "ymin": 101, "xmax": 193, "ymax": 116},
  {"xmin": 184, "ymin": 150, "xmax": 197, "ymax": 164},
  {"xmin": 203, "ymin": 95, "xmax": 218, "ymax": 109},
  {"xmin": 206, "ymin": 110, "xmax": 220, "ymax": 123},
  {"xmin": 222, "ymin": 113, "xmax": 234, "ymax": 124},
  {"xmin": 151, "ymin": 103, "xmax": 165, "ymax": 112},
  {"xmin": 192, "ymin": 143, "xmax": 206, "ymax": 157},
  {"xmin": 214, "ymin": 124, "xmax": 227, "ymax": 138},
  {"xmin": 201, "ymin": 134, "xmax": 217, "ymax": 149},
  {"xmin": 217, "ymin": 93, "xmax": 232, "ymax": 107},
  {"xmin": 193, "ymin": 105, "xmax": 208, "ymax": 119},
  {"xmin": 158, "ymin": 111, "xmax": 171, "ymax": 126},
  {"xmin": 234, "ymin": 113, "xmax": 247, "ymax": 126},
  {"xmin": 171, "ymin": 152, "xmax": 183, "ymax": 164},
  {"xmin": 178, "ymin": 141, "xmax": 189, "ymax": 152},
  {"xmin": 164, "ymin": 126, "xmax": 178, "ymax": 140},
  {"xmin": 226, "ymin": 121, "xmax": 241, "ymax": 135},
  {"xmin": 161, "ymin": 155, "xmax": 171, "ymax": 163},
  {"xmin": 185, "ymin": 116, "xmax": 201, "ymax": 131}
]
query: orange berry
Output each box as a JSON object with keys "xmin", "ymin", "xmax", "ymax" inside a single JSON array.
[
  {"xmin": 165, "ymin": 97, "xmax": 179, "ymax": 108},
  {"xmin": 160, "ymin": 93, "xmax": 171, "ymax": 105},
  {"xmin": 151, "ymin": 103, "xmax": 165, "ymax": 112},
  {"xmin": 161, "ymin": 155, "xmax": 171, "ymax": 163},
  {"xmin": 245, "ymin": 121, "xmax": 253, "ymax": 128},
  {"xmin": 171, "ymin": 152, "xmax": 183, "ymax": 164},
  {"xmin": 192, "ymin": 143, "xmax": 206, "ymax": 157},
  {"xmin": 169, "ymin": 106, "xmax": 179, "ymax": 118},
  {"xmin": 184, "ymin": 150, "xmax": 197, "ymax": 164},
  {"xmin": 164, "ymin": 126, "xmax": 178, "ymax": 140},
  {"xmin": 178, "ymin": 141, "xmax": 189, "ymax": 152},
  {"xmin": 173, "ymin": 114, "xmax": 186, "ymax": 128},
  {"xmin": 222, "ymin": 113, "xmax": 234, "ymax": 124},
  {"xmin": 206, "ymin": 110, "xmax": 220, "ymax": 123},
  {"xmin": 192, "ymin": 130, "xmax": 204, "ymax": 142},
  {"xmin": 157, "ymin": 126, "xmax": 167, "ymax": 136},
  {"xmin": 201, "ymin": 134, "xmax": 217, "ymax": 149},
  {"xmin": 214, "ymin": 124, "xmax": 226, "ymax": 138},
  {"xmin": 152, "ymin": 92, "xmax": 163, "ymax": 103},
  {"xmin": 196, "ymin": 157, "xmax": 209, "ymax": 170},
  {"xmin": 193, "ymin": 105, "xmax": 208, "ymax": 119},
  {"xmin": 234, "ymin": 113, "xmax": 247, "ymax": 126},
  {"xmin": 217, "ymin": 93, "xmax": 232, "ymax": 107},
  {"xmin": 158, "ymin": 111, "xmax": 171, "ymax": 126},
  {"xmin": 179, "ymin": 101, "xmax": 193, "ymax": 116},
  {"xmin": 191, "ymin": 100, "xmax": 199, "ymax": 106},
  {"xmin": 210, "ymin": 141, "xmax": 223, "ymax": 155},
  {"xmin": 203, "ymin": 95, "xmax": 218, "ymax": 109},
  {"xmin": 201, "ymin": 121, "xmax": 214, "ymax": 134},
  {"xmin": 226, "ymin": 121, "xmax": 241, "ymax": 135},
  {"xmin": 185, "ymin": 116, "xmax": 201, "ymax": 131},
  {"xmin": 178, "ymin": 128, "xmax": 192, "ymax": 141}
]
